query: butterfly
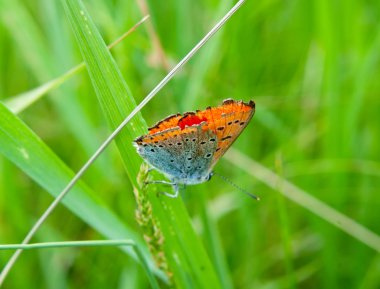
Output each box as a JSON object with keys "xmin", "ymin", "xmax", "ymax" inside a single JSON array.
[{"xmin": 133, "ymin": 99, "xmax": 255, "ymax": 197}]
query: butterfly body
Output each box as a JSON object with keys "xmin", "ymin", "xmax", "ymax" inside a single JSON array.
[{"xmin": 134, "ymin": 99, "xmax": 255, "ymax": 196}]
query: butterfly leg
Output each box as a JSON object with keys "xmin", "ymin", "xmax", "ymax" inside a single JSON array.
[
  {"xmin": 144, "ymin": 179, "xmax": 179, "ymax": 198},
  {"xmin": 145, "ymin": 180, "xmax": 175, "ymax": 186},
  {"xmin": 147, "ymin": 167, "xmax": 156, "ymax": 173},
  {"xmin": 160, "ymin": 183, "xmax": 179, "ymax": 198}
]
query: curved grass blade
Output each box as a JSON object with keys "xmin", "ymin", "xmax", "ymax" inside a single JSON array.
[
  {"xmin": 0, "ymin": 240, "xmax": 160, "ymax": 289},
  {"xmin": 0, "ymin": 103, "xmax": 162, "ymax": 283},
  {"xmin": 0, "ymin": 0, "xmax": 117, "ymax": 179},
  {"xmin": 4, "ymin": 15, "xmax": 149, "ymax": 114}
]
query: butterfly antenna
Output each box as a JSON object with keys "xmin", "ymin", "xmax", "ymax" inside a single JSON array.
[{"xmin": 212, "ymin": 172, "xmax": 260, "ymax": 201}]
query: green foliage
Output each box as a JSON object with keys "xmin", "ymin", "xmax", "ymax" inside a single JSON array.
[
  {"xmin": 1, "ymin": 0, "xmax": 380, "ymax": 288},
  {"xmin": 62, "ymin": 0, "xmax": 222, "ymax": 287}
]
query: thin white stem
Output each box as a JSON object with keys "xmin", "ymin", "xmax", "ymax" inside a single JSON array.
[
  {"xmin": 0, "ymin": 0, "xmax": 246, "ymax": 285},
  {"xmin": 0, "ymin": 240, "xmax": 135, "ymax": 250}
]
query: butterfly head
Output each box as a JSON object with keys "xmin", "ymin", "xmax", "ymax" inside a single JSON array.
[{"xmin": 170, "ymin": 169, "xmax": 213, "ymax": 186}]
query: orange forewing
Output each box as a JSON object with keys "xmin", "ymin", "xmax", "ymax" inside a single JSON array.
[
  {"xmin": 138, "ymin": 99, "xmax": 255, "ymax": 161},
  {"xmin": 148, "ymin": 114, "xmax": 182, "ymax": 135},
  {"xmin": 135, "ymin": 125, "xmax": 201, "ymax": 145},
  {"xmin": 196, "ymin": 100, "xmax": 254, "ymax": 165}
]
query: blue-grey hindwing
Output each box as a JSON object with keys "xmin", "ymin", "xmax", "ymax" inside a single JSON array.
[{"xmin": 135, "ymin": 124, "xmax": 217, "ymax": 184}]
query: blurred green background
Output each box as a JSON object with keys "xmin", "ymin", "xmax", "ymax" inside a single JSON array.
[{"xmin": 1, "ymin": 0, "xmax": 380, "ymax": 288}]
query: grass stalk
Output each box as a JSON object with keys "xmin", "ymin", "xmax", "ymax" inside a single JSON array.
[
  {"xmin": 0, "ymin": 240, "xmax": 160, "ymax": 289},
  {"xmin": 225, "ymin": 148, "xmax": 380, "ymax": 253}
]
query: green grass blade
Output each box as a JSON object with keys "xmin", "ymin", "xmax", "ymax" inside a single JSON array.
[
  {"xmin": 274, "ymin": 154, "xmax": 296, "ymax": 289},
  {"xmin": 198, "ymin": 192, "xmax": 234, "ymax": 289},
  {"xmin": 3, "ymin": 61, "xmax": 84, "ymax": 114},
  {"xmin": 182, "ymin": 0, "xmax": 232, "ymax": 109},
  {"xmin": 0, "ymin": 240, "xmax": 161, "ymax": 289},
  {"xmin": 343, "ymin": 30, "xmax": 380, "ymax": 153},
  {"xmin": 0, "ymin": 103, "xmax": 159, "ymax": 277},
  {"xmin": 0, "ymin": 0, "xmax": 115, "ymax": 178},
  {"xmin": 62, "ymin": 0, "xmax": 146, "ymax": 182},
  {"xmin": 61, "ymin": 0, "xmax": 244, "ymax": 287},
  {"xmin": 3, "ymin": 15, "xmax": 149, "ymax": 114}
]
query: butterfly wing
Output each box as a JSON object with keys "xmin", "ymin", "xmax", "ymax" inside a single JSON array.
[
  {"xmin": 134, "ymin": 99, "xmax": 255, "ymax": 179},
  {"xmin": 147, "ymin": 114, "xmax": 182, "ymax": 135},
  {"xmin": 134, "ymin": 123, "xmax": 217, "ymax": 184},
  {"xmin": 195, "ymin": 99, "xmax": 255, "ymax": 167}
]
